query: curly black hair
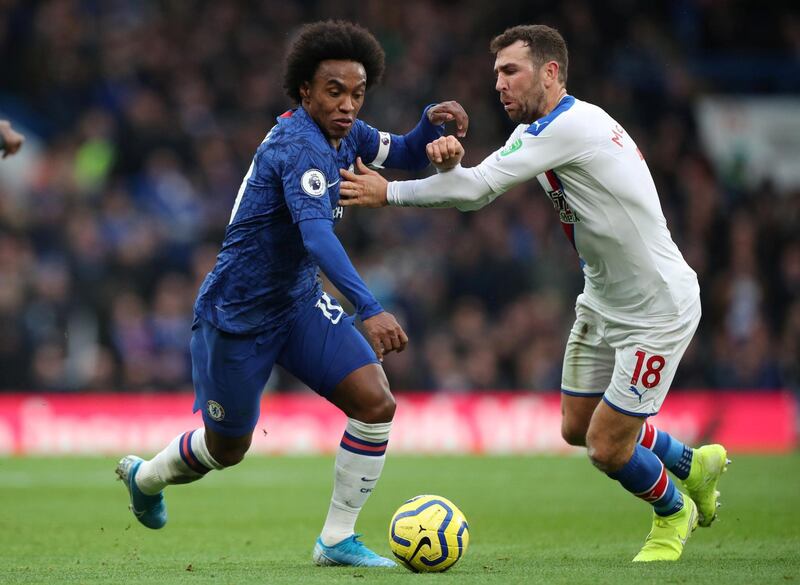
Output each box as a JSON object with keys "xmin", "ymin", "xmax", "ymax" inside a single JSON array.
[{"xmin": 283, "ymin": 20, "xmax": 386, "ymax": 103}]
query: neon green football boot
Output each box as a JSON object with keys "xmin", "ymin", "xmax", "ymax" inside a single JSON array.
[
  {"xmin": 682, "ymin": 444, "xmax": 729, "ymax": 527},
  {"xmin": 632, "ymin": 495, "xmax": 698, "ymax": 562}
]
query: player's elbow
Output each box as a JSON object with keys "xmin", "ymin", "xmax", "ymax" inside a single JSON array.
[
  {"xmin": 301, "ymin": 236, "xmax": 323, "ymax": 260},
  {"xmin": 450, "ymin": 170, "xmax": 495, "ymax": 211},
  {"xmin": 455, "ymin": 200, "xmax": 487, "ymax": 212},
  {"xmin": 298, "ymin": 221, "xmax": 331, "ymax": 261},
  {"xmin": 454, "ymin": 190, "xmax": 492, "ymax": 212}
]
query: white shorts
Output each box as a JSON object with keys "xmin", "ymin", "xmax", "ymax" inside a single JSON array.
[{"xmin": 560, "ymin": 296, "xmax": 701, "ymax": 417}]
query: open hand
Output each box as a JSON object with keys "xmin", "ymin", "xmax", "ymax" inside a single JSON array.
[
  {"xmin": 339, "ymin": 157, "xmax": 389, "ymax": 208},
  {"xmin": 427, "ymin": 101, "xmax": 469, "ymax": 137}
]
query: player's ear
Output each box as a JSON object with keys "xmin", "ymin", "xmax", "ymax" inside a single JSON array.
[
  {"xmin": 543, "ymin": 61, "xmax": 559, "ymax": 86},
  {"xmin": 299, "ymin": 82, "xmax": 311, "ymax": 102}
]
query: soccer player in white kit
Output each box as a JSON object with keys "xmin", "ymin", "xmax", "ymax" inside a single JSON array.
[{"xmin": 339, "ymin": 25, "xmax": 729, "ymax": 562}]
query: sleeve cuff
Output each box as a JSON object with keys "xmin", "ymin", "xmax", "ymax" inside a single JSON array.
[
  {"xmin": 358, "ymin": 303, "xmax": 384, "ymax": 321},
  {"xmin": 421, "ymin": 104, "xmax": 445, "ymax": 132},
  {"xmin": 387, "ymin": 182, "xmax": 401, "ymax": 206}
]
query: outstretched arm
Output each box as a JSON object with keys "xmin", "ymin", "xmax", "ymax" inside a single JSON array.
[
  {"xmin": 359, "ymin": 102, "xmax": 468, "ymax": 172},
  {"xmin": 340, "ymin": 136, "xmax": 489, "ymax": 210},
  {"xmin": 343, "ymin": 120, "xmax": 585, "ymax": 211}
]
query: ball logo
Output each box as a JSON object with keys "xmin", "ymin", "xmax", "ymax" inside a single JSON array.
[
  {"xmin": 206, "ymin": 400, "xmax": 225, "ymax": 421},
  {"xmin": 301, "ymin": 169, "xmax": 326, "ymax": 197},
  {"xmin": 389, "ymin": 494, "xmax": 469, "ymax": 573}
]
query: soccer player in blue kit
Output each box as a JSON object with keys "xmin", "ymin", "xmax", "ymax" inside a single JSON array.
[{"xmin": 115, "ymin": 20, "xmax": 468, "ymax": 568}]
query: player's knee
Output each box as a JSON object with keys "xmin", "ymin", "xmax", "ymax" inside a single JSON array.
[
  {"xmin": 586, "ymin": 445, "xmax": 610, "ymax": 472},
  {"xmin": 338, "ymin": 367, "xmax": 396, "ymax": 423},
  {"xmin": 561, "ymin": 419, "xmax": 587, "ymax": 447},
  {"xmin": 585, "ymin": 432, "xmax": 622, "ymax": 472},
  {"xmin": 207, "ymin": 438, "xmax": 251, "ymax": 468},
  {"xmin": 356, "ymin": 391, "xmax": 396, "ymax": 424}
]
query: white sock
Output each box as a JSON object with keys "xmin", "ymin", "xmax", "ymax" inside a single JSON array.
[
  {"xmin": 135, "ymin": 428, "xmax": 223, "ymax": 495},
  {"xmin": 320, "ymin": 418, "xmax": 392, "ymax": 546}
]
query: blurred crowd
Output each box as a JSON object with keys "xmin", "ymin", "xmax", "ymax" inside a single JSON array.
[{"xmin": 0, "ymin": 0, "xmax": 798, "ymax": 393}]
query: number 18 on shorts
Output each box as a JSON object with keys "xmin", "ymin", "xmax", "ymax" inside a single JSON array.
[{"xmin": 561, "ymin": 299, "xmax": 701, "ymax": 417}]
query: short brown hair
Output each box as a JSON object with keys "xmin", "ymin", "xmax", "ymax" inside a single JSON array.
[{"xmin": 490, "ymin": 24, "xmax": 568, "ymax": 84}]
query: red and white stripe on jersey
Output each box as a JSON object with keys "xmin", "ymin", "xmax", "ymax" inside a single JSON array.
[{"xmin": 538, "ymin": 169, "xmax": 578, "ymax": 251}]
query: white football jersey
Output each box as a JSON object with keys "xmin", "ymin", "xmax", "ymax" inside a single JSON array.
[{"xmin": 387, "ymin": 95, "xmax": 699, "ymax": 322}]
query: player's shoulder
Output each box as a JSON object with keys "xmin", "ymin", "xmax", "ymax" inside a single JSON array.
[
  {"xmin": 347, "ymin": 118, "xmax": 377, "ymax": 144},
  {"xmin": 260, "ymin": 109, "xmax": 331, "ymax": 166},
  {"xmin": 569, "ymin": 98, "xmax": 616, "ymax": 126},
  {"xmin": 525, "ymin": 95, "xmax": 579, "ymax": 136},
  {"xmin": 524, "ymin": 96, "xmax": 614, "ymax": 147},
  {"xmin": 266, "ymin": 109, "xmax": 325, "ymax": 147}
]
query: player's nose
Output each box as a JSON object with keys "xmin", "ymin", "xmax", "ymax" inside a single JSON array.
[{"xmin": 339, "ymin": 96, "xmax": 355, "ymax": 112}]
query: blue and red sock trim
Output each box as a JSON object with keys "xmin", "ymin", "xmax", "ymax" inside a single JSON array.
[
  {"xmin": 609, "ymin": 444, "xmax": 683, "ymax": 516},
  {"xmin": 636, "ymin": 465, "xmax": 671, "ymax": 503},
  {"xmin": 340, "ymin": 430, "xmax": 388, "ymax": 457},
  {"xmin": 637, "ymin": 421, "xmax": 693, "ymax": 480},
  {"xmin": 638, "ymin": 465, "xmax": 684, "ymax": 516},
  {"xmin": 179, "ymin": 430, "xmax": 211, "ymax": 475}
]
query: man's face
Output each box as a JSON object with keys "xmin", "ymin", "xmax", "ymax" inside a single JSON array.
[
  {"xmin": 494, "ymin": 40, "xmax": 546, "ymax": 124},
  {"xmin": 301, "ymin": 60, "xmax": 366, "ymax": 144}
]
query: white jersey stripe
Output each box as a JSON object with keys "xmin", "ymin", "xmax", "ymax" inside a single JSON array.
[
  {"xmin": 229, "ymin": 158, "xmax": 256, "ymax": 225},
  {"xmin": 229, "ymin": 127, "xmax": 276, "ymax": 225}
]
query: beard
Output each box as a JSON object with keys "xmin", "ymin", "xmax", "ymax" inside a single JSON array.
[{"xmin": 505, "ymin": 88, "xmax": 546, "ymax": 124}]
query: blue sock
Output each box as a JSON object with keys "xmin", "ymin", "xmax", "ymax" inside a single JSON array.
[
  {"xmin": 608, "ymin": 444, "xmax": 684, "ymax": 516},
  {"xmin": 637, "ymin": 422, "xmax": 693, "ymax": 480}
]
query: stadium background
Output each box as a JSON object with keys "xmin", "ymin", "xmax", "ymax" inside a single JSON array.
[
  {"xmin": 1, "ymin": 3, "xmax": 799, "ymax": 584},
  {"xmin": 0, "ymin": 0, "xmax": 797, "ymax": 424}
]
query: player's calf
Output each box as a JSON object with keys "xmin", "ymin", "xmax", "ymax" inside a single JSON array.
[
  {"xmin": 637, "ymin": 422, "xmax": 693, "ymax": 479},
  {"xmin": 318, "ymin": 418, "xmax": 392, "ymax": 548}
]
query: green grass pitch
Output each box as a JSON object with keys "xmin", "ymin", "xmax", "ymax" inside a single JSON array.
[{"xmin": 1, "ymin": 454, "xmax": 798, "ymax": 584}]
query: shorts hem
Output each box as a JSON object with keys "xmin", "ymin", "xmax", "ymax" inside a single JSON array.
[
  {"xmin": 320, "ymin": 357, "xmax": 381, "ymax": 395},
  {"xmin": 198, "ymin": 414, "xmax": 259, "ymax": 438},
  {"xmin": 561, "ymin": 387, "xmax": 605, "ymax": 397},
  {"xmin": 602, "ymin": 396, "xmax": 657, "ymax": 418}
]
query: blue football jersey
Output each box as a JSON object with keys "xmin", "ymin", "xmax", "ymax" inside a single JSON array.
[{"xmin": 194, "ymin": 106, "xmax": 441, "ymax": 334}]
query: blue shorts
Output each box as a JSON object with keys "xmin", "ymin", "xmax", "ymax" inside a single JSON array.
[{"xmin": 190, "ymin": 292, "xmax": 379, "ymax": 436}]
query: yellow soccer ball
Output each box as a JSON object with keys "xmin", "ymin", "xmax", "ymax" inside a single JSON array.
[{"xmin": 388, "ymin": 494, "xmax": 469, "ymax": 572}]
